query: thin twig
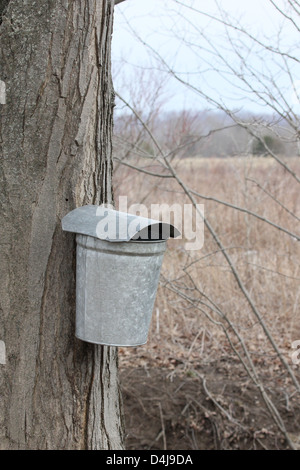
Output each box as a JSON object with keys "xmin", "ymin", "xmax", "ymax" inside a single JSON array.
[
  {"xmin": 246, "ymin": 176, "xmax": 300, "ymax": 223},
  {"xmin": 114, "ymin": 158, "xmax": 173, "ymax": 178},
  {"xmin": 158, "ymin": 402, "xmax": 167, "ymax": 450},
  {"xmin": 194, "ymin": 371, "xmax": 248, "ymax": 431},
  {"xmin": 190, "ymin": 188, "xmax": 300, "ymax": 242}
]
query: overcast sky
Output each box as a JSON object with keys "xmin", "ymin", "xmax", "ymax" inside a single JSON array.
[{"xmin": 112, "ymin": 0, "xmax": 300, "ymax": 114}]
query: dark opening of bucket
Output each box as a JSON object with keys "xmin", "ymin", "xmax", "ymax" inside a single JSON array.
[{"xmin": 131, "ymin": 222, "xmax": 176, "ymax": 241}]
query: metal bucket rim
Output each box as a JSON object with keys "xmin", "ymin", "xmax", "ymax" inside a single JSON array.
[
  {"xmin": 76, "ymin": 233, "xmax": 167, "ymax": 244},
  {"xmin": 75, "ymin": 334, "xmax": 147, "ymax": 347}
]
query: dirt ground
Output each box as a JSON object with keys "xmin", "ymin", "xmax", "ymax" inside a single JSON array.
[{"xmin": 120, "ymin": 358, "xmax": 300, "ymax": 450}]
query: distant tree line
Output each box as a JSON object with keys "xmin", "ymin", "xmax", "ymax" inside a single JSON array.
[{"xmin": 114, "ymin": 109, "xmax": 296, "ymax": 159}]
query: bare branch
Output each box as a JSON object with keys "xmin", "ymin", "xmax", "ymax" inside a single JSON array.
[
  {"xmin": 190, "ymin": 187, "xmax": 300, "ymax": 242},
  {"xmin": 162, "ymin": 276, "xmax": 296, "ymax": 448},
  {"xmin": 269, "ymin": 0, "xmax": 300, "ymax": 33},
  {"xmin": 119, "ymin": 21, "xmax": 300, "ymax": 182},
  {"xmin": 118, "ymin": 97, "xmax": 300, "ymax": 394},
  {"xmin": 113, "ymin": 1, "xmax": 300, "ymax": 447},
  {"xmin": 173, "ymin": 0, "xmax": 300, "ymax": 63},
  {"xmin": 246, "ymin": 176, "xmax": 300, "ymax": 223},
  {"xmin": 114, "ymin": 158, "xmax": 173, "ymax": 178}
]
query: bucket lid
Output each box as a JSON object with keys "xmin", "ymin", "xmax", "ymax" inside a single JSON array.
[{"xmin": 62, "ymin": 205, "xmax": 181, "ymax": 242}]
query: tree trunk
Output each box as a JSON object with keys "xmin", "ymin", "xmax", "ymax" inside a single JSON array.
[{"xmin": 0, "ymin": 0, "xmax": 124, "ymax": 450}]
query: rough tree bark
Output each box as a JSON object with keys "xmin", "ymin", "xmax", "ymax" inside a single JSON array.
[{"xmin": 0, "ymin": 0, "xmax": 124, "ymax": 449}]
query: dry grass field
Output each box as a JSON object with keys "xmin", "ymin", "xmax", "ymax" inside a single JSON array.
[{"xmin": 113, "ymin": 156, "xmax": 300, "ymax": 450}]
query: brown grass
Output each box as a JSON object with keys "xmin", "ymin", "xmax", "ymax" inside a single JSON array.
[{"xmin": 113, "ymin": 155, "xmax": 300, "ymax": 449}]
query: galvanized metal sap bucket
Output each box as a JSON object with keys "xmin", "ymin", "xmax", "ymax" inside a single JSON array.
[{"xmin": 62, "ymin": 205, "xmax": 180, "ymax": 346}]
